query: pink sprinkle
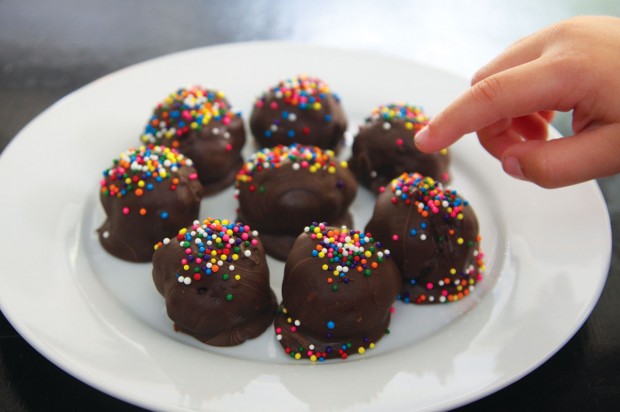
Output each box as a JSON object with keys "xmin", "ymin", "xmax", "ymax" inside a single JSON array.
[
  {"xmin": 396, "ymin": 138, "xmax": 403, "ymax": 146},
  {"xmin": 181, "ymin": 259, "xmax": 188, "ymax": 265},
  {"xmin": 189, "ymin": 173, "xmax": 198, "ymax": 180},
  {"xmin": 222, "ymin": 116, "xmax": 231, "ymax": 125},
  {"xmin": 392, "ymin": 234, "xmax": 399, "ymax": 241},
  {"xmin": 122, "ymin": 207, "xmax": 130, "ymax": 215},
  {"xmin": 426, "ymin": 282, "xmax": 433, "ymax": 290},
  {"xmin": 270, "ymin": 101, "xmax": 278, "ymax": 110},
  {"xmin": 251, "ymin": 239, "xmax": 258, "ymax": 246},
  {"xmin": 290, "ymin": 326, "xmax": 297, "ymax": 333},
  {"xmin": 256, "ymin": 100, "xmax": 264, "ymax": 109},
  {"xmin": 225, "ymin": 143, "xmax": 233, "ymax": 151},
  {"xmin": 185, "ymin": 248, "xmax": 192, "ymax": 255}
]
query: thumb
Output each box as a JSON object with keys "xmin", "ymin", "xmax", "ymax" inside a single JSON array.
[{"xmin": 501, "ymin": 123, "xmax": 620, "ymax": 188}]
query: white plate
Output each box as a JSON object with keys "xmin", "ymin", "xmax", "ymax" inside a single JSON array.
[{"xmin": 0, "ymin": 42, "xmax": 611, "ymax": 411}]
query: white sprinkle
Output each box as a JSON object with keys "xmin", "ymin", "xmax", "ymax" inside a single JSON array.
[
  {"xmin": 420, "ymin": 234, "xmax": 427, "ymax": 241},
  {"xmin": 163, "ymin": 238, "xmax": 170, "ymax": 245},
  {"xmin": 252, "ymin": 230, "xmax": 259, "ymax": 237},
  {"xmin": 370, "ymin": 170, "xmax": 378, "ymax": 178},
  {"xmin": 382, "ymin": 122, "xmax": 391, "ymax": 130},
  {"xmin": 102, "ymin": 231, "xmax": 109, "ymax": 239},
  {"xmin": 276, "ymin": 334, "xmax": 282, "ymax": 341},
  {"xmin": 244, "ymin": 250, "xmax": 251, "ymax": 257},
  {"xmin": 288, "ymin": 113, "xmax": 297, "ymax": 122},
  {"xmin": 212, "ymin": 128, "xmax": 220, "ymax": 135},
  {"xmin": 294, "ymin": 320, "xmax": 301, "ymax": 326},
  {"xmin": 440, "ymin": 296, "xmax": 446, "ymax": 303},
  {"xmin": 184, "ymin": 277, "xmax": 191, "ymax": 285},
  {"xmin": 229, "ymin": 265, "xmax": 235, "ymax": 271},
  {"xmin": 292, "ymin": 163, "xmax": 300, "ymax": 170}
]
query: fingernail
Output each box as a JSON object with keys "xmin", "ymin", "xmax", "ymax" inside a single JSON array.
[
  {"xmin": 414, "ymin": 125, "xmax": 429, "ymax": 149},
  {"xmin": 503, "ymin": 156, "xmax": 527, "ymax": 180}
]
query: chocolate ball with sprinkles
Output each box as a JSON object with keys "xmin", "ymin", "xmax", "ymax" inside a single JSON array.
[
  {"xmin": 274, "ymin": 223, "xmax": 401, "ymax": 361},
  {"xmin": 98, "ymin": 145, "xmax": 203, "ymax": 262},
  {"xmin": 152, "ymin": 218, "xmax": 277, "ymax": 346},
  {"xmin": 365, "ymin": 173, "xmax": 485, "ymax": 304},
  {"xmin": 140, "ymin": 85, "xmax": 246, "ymax": 195},
  {"xmin": 235, "ymin": 144, "xmax": 358, "ymax": 261},
  {"xmin": 250, "ymin": 75, "xmax": 347, "ymax": 151},
  {"xmin": 348, "ymin": 103, "xmax": 450, "ymax": 193}
]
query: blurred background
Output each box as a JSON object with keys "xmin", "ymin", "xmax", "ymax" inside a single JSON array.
[{"xmin": 1, "ymin": 0, "xmax": 619, "ymax": 410}]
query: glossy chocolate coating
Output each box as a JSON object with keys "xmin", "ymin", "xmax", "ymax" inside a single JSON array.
[
  {"xmin": 249, "ymin": 75, "xmax": 347, "ymax": 151},
  {"xmin": 152, "ymin": 219, "xmax": 277, "ymax": 346},
  {"xmin": 274, "ymin": 224, "xmax": 401, "ymax": 361},
  {"xmin": 349, "ymin": 104, "xmax": 450, "ymax": 193},
  {"xmin": 98, "ymin": 145, "xmax": 202, "ymax": 262},
  {"xmin": 235, "ymin": 144, "xmax": 357, "ymax": 260},
  {"xmin": 365, "ymin": 173, "xmax": 484, "ymax": 304}
]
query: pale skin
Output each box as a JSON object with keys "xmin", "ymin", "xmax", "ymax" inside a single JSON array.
[{"xmin": 414, "ymin": 16, "xmax": 620, "ymax": 188}]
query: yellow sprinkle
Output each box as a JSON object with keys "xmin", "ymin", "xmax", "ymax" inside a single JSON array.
[
  {"xmin": 450, "ymin": 268, "xmax": 457, "ymax": 275},
  {"xmin": 234, "ymin": 274, "xmax": 241, "ymax": 281},
  {"xmin": 405, "ymin": 122, "xmax": 413, "ymax": 130},
  {"xmin": 358, "ymin": 347, "xmax": 366, "ymax": 354},
  {"xmin": 328, "ymin": 166, "xmax": 336, "ymax": 174},
  {"xmin": 183, "ymin": 264, "xmax": 189, "ymax": 270},
  {"xmin": 440, "ymin": 149, "xmax": 448, "ymax": 155},
  {"xmin": 294, "ymin": 353, "xmax": 301, "ymax": 360},
  {"xmin": 232, "ymin": 254, "xmax": 239, "ymax": 261},
  {"xmin": 340, "ymin": 161, "xmax": 348, "ymax": 168},
  {"xmin": 457, "ymin": 238, "xmax": 464, "ymax": 245},
  {"xmin": 310, "ymin": 355, "xmax": 317, "ymax": 362},
  {"xmin": 322, "ymin": 264, "xmax": 329, "ymax": 271},
  {"xmin": 369, "ymin": 343, "xmax": 375, "ymax": 349},
  {"xmin": 457, "ymin": 213, "xmax": 464, "ymax": 220}
]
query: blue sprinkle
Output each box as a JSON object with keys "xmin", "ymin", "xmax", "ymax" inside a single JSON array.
[
  {"xmin": 324, "ymin": 114, "xmax": 332, "ymax": 122},
  {"xmin": 327, "ymin": 321, "xmax": 335, "ymax": 329},
  {"xmin": 160, "ymin": 211, "xmax": 169, "ymax": 219}
]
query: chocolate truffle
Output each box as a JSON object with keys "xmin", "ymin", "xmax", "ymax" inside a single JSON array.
[
  {"xmin": 235, "ymin": 144, "xmax": 358, "ymax": 260},
  {"xmin": 152, "ymin": 218, "xmax": 277, "ymax": 346},
  {"xmin": 348, "ymin": 103, "xmax": 450, "ymax": 193},
  {"xmin": 140, "ymin": 86, "xmax": 246, "ymax": 195},
  {"xmin": 274, "ymin": 223, "xmax": 401, "ymax": 361},
  {"xmin": 365, "ymin": 173, "xmax": 484, "ymax": 304},
  {"xmin": 250, "ymin": 75, "xmax": 347, "ymax": 151},
  {"xmin": 98, "ymin": 145, "xmax": 202, "ymax": 262}
]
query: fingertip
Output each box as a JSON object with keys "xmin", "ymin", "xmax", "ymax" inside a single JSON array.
[{"xmin": 413, "ymin": 125, "xmax": 431, "ymax": 152}]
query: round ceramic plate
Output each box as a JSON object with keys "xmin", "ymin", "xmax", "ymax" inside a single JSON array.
[{"xmin": 0, "ymin": 42, "xmax": 611, "ymax": 411}]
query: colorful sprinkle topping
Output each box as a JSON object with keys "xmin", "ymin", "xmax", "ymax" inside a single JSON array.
[
  {"xmin": 154, "ymin": 218, "xmax": 259, "ymax": 291},
  {"xmin": 140, "ymin": 85, "xmax": 241, "ymax": 145},
  {"xmin": 304, "ymin": 222, "xmax": 391, "ymax": 291},
  {"xmin": 367, "ymin": 103, "xmax": 429, "ymax": 133},
  {"xmin": 255, "ymin": 74, "xmax": 339, "ymax": 111},
  {"xmin": 235, "ymin": 144, "xmax": 346, "ymax": 184},
  {"xmin": 100, "ymin": 145, "xmax": 196, "ymax": 200},
  {"xmin": 390, "ymin": 172, "xmax": 466, "ymax": 218}
]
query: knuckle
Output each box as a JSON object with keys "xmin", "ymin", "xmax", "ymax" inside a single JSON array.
[{"xmin": 472, "ymin": 76, "xmax": 504, "ymax": 106}]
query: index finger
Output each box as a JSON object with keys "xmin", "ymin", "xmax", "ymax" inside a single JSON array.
[{"xmin": 414, "ymin": 57, "xmax": 576, "ymax": 153}]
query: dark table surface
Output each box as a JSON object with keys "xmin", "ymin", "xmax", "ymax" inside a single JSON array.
[{"xmin": 1, "ymin": 1, "xmax": 619, "ymax": 411}]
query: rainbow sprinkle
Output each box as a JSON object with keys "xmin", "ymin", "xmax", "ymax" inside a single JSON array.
[
  {"xmin": 366, "ymin": 103, "xmax": 429, "ymax": 133},
  {"xmin": 140, "ymin": 86, "xmax": 241, "ymax": 146},
  {"xmin": 154, "ymin": 218, "xmax": 259, "ymax": 292},
  {"xmin": 235, "ymin": 144, "xmax": 346, "ymax": 185},
  {"xmin": 255, "ymin": 74, "xmax": 339, "ymax": 112},
  {"xmin": 304, "ymin": 222, "xmax": 390, "ymax": 292},
  {"xmin": 100, "ymin": 145, "xmax": 196, "ymax": 202}
]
